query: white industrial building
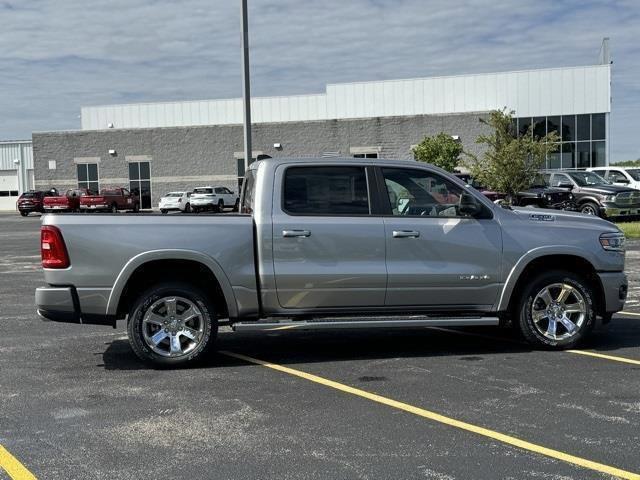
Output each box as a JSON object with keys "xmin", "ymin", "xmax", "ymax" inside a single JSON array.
[{"xmin": 0, "ymin": 141, "xmax": 34, "ymax": 211}]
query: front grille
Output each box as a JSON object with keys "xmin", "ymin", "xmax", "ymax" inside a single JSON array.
[{"xmin": 616, "ymin": 191, "xmax": 640, "ymax": 206}]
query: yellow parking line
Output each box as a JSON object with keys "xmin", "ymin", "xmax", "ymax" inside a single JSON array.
[
  {"xmin": 0, "ymin": 445, "xmax": 37, "ymax": 480},
  {"xmin": 619, "ymin": 311, "xmax": 640, "ymax": 317},
  {"xmin": 221, "ymin": 350, "xmax": 640, "ymax": 480},
  {"xmin": 566, "ymin": 350, "xmax": 640, "ymax": 366}
]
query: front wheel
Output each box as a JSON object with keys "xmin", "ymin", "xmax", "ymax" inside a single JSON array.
[
  {"xmin": 184, "ymin": 203, "xmax": 191, "ymax": 213},
  {"xmin": 216, "ymin": 200, "xmax": 224, "ymax": 213},
  {"xmin": 19, "ymin": 211, "xmax": 28, "ymax": 217},
  {"xmin": 580, "ymin": 202, "xmax": 600, "ymax": 217},
  {"xmin": 127, "ymin": 282, "xmax": 217, "ymax": 367},
  {"xmin": 160, "ymin": 209, "xmax": 168, "ymax": 214},
  {"xmin": 515, "ymin": 270, "xmax": 595, "ymax": 349},
  {"xmin": 110, "ymin": 203, "xmax": 118, "ymax": 214},
  {"xmin": 234, "ymin": 198, "xmax": 240, "ymax": 212}
]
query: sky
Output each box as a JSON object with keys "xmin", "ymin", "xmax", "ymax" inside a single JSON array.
[{"xmin": 1, "ymin": 0, "xmax": 638, "ymax": 162}]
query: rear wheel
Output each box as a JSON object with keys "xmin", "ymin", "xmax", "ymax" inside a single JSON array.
[
  {"xmin": 110, "ymin": 203, "xmax": 118, "ymax": 213},
  {"xmin": 184, "ymin": 203, "xmax": 191, "ymax": 213},
  {"xmin": 160, "ymin": 209, "xmax": 168, "ymax": 214},
  {"xmin": 127, "ymin": 282, "xmax": 217, "ymax": 367},
  {"xmin": 580, "ymin": 202, "xmax": 599, "ymax": 217},
  {"xmin": 234, "ymin": 198, "xmax": 240, "ymax": 212},
  {"xmin": 515, "ymin": 270, "xmax": 595, "ymax": 349},
  {"xmin": 216, "ymin": 199, "xmax": 224, "ymax": 213},
  {"xmin": 19, "ymin": 211, "xmax": 28, "ymax": 217},
  {"xmin": 133, "ymin": 203, "xmax": 140, "ymax": 213}
]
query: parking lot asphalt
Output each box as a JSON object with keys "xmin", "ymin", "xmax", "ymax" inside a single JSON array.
[{"xmin": 1, "ymin": 212, "xmax": 639, "ymax": 480}]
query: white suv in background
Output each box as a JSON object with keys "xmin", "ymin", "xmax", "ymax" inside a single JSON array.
[
  {"xmin": 158, "ymin": 191, "xmax": 192, "ymax": 213},
  {"xmin": 587, "ymin": 167, "xmax": 640, "ymax": 190},
  {"xmin": 190, "ymin": 186, "xmax": 239, "ymax": 213}
]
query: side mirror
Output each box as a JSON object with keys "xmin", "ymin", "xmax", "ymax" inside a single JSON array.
[
  {"xmin": 557, "ymin": 182, "xmax": 573, "ymax": 189},
  {"xmin": 459, "ymin": 192, "xmax": 482, "ymax": 216}
]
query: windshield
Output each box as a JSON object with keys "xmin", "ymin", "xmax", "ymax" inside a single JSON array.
[
  {"xmin": 568, "ymin": 171, "xmax": 609, "ymax": 186},
  {"xmin": 626, "ymin": 169, "xmax": 640, "ymax": 181},
  {"xmin": 530, "ymin": 174, "xmax": 548, "ymax": 188}
]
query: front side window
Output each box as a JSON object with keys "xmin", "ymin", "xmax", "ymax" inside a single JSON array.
[
  {"xmin": 381, "ymin": 168, "xmax": 474, "ymax": 218},
  {"xmin": 607, "ymin": 171, "xmax": 627, "ymax": 183},
  {"xmin": 283, "ymin": 166, "xmax": 369, "ymax": 215},
  {"xmin": 550, "ymin": 174, "xmax": 573, "ymax": 188}
]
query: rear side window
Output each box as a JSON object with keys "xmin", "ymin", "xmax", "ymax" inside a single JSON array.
[
  {"xmin": 283, "ymin": 166, "xmax": 369, "ymax": 215},
  {"xmin": 241, "ymin": 169, "xmax": 256, "ymax": 214},
  {"xmin": 194, "ymin": 188, "xmax": 213, "ymax": 194}
]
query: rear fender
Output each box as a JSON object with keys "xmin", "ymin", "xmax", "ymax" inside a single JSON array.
[{"xmin": 106, "ymin": 249, "xmax": 238, "ymax": 319}]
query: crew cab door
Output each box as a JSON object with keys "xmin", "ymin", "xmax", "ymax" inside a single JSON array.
[
  {"xmin": 379, "ymin": 166, "xmax": 502, "ymax": 308},
  {"xmin": 271, "ymin": 164, "xmax": 386, "ymax": 309}
]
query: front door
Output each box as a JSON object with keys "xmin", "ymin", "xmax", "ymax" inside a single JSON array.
[
  {"xmin": 272, "ymin": 164, "xmax": 386, "ymax": 309},
  {"xmin": 380, "ymin": 167, "xmax": 502, "ymax": 309}
]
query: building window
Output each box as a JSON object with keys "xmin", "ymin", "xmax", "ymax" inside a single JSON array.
[
  {"xmin": 129, "ymin": 161, "xmax": 151, "ymax": 209},
  {"xmin": 515, "ymin": 113, "xmax": 607, "ymax": 169},
  {"xmin": 77, "ymin": 163, "xmax": 99, "ymax": 193},
  {"xmin": 353, "ymin": 153, "xmax": 378, "ymax": 158}
]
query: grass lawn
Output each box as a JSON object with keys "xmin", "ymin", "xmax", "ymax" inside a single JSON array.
[{"xmin": 615, "ymin": 221, "xmax": 640, "ymax": 239}]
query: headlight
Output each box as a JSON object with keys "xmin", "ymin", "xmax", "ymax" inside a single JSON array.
[
  {"xmin": 545, "ymin": 194, "xmax": 552, "ymax": 201},
  {"xmin": 604, "ymin": 194, "xmax": 617, "ymax": 202},
  {"xmin": 568, "ymin": 193, "xmax": 574, "ymax": 200},
  {"xmin": 600, "ymin": 232, "xmax": 625, "ymax": 252}
]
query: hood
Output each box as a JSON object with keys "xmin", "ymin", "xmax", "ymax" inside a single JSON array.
[
  {"xmin": 510, "ymin": 206, "xmax": 619, "ymax": 232},
  {"xmin": 579, "ymin": 184, "xmax": 636, "ymax": 195}
]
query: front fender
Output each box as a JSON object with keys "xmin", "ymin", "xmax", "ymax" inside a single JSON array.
[
  {"xmin": 496, "ymin": 245, "xmax": 599, "ymax": 311},
  {"xmin": 106, "ymin": 249, "xmax": 238, "ymax": 319}
]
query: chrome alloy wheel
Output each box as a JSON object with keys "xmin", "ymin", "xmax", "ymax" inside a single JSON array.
[
  {"xmin": 531, "ymin": 283, "xmax": 587, "ymax": 341},
  {"xmin": 581, "ymin": 204, "xmax": 597, "ymax": 215},
  {"xmin": 142, "ymin": 296, "xmax": 205, "ymax": 357}
]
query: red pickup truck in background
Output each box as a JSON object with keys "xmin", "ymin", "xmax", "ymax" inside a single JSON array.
[
  {"xmin": 43, "ymin": 188, "xmax": 93, "ymax": 213},
  {"xmin": 80, "ymin": 188, "xmax": 140, "ymax": 213}
]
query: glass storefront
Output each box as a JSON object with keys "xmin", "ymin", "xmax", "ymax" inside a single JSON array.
[{"xmin": 516, "ymin": 113, "xmax": 606, "ymax": 169}]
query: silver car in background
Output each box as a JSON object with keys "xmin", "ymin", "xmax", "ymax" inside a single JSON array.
[{"xmin": 159, "ymin": 191, "xmax": 192, "ymax": 214}]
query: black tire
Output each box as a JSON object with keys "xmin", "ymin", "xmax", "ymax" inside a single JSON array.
[
  {"xmin": 19, "ymin": 211, "xmax": 28, "ymax": 217},
  {"xmin": 192, "ymin": 207, "xmax": 199, "ymax": 214},
  {"xmin": 127, "ymin": 282, "xmax": 217, "ymax": 367},
  {"xmin": 580, "ymin": 202, "xmax": 600, "ymax": 217},
  {"xmin": 160, "ymin": 209, "xmax": 168, "ymax": 214},
  {"xmin": 133, "ymin": 203, "xmax": 140, "ymax": 213},
  {"xmin": 516, "ymin": 270, "xmax": 595, "ymax": 349},
  {"xmin": 184, "ymin": 203, "xmax": 191, "ymax": 213},
  {"xmin": 234, "ymin": 198, "xmax": 240, "ymax": 212},
  {"xmin": 111, "ymin": 203, "xmax": 118, "ymax": 214},
  {"xmin": 216, "ymin": 200, "xmax": 224, "ymax": 213}
]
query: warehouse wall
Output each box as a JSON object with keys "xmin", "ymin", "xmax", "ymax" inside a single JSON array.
[{"xmin": 33, "ymin": 112, "xmax": 490, "ymax": 206}]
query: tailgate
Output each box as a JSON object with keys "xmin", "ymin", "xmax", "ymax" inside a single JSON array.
[{"xmin": 81, "ymin": 196, "xmax": 106, "ymax": 206}]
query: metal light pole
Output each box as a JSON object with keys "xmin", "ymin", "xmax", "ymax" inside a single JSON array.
[{"xmin": 240, "ymin": 0, "xmax": 252, "ymax": 177}]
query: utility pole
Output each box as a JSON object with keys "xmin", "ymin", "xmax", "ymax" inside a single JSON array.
[{"xmin": 240, "ymin": 0, "xmax": 252, "ymax": 178}]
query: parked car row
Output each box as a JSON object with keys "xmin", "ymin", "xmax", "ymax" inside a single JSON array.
[
  {"xmin": 158, "ymin": 186, "xmax": 239, "ymax": 214},
  {"xmin": 456, "ymin": 166, "xmax": 640, "ymax": 220},
  {"xmin": 17, "ymin": 187, "xmax": 141, "ymax": 216}
]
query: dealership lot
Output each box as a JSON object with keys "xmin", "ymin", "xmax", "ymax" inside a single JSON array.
[{"xmin": 1, "ymin": 213, "xmax": 639, "ymax": 479}]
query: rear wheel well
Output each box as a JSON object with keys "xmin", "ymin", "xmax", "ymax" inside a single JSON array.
[
  {"xmin": 116, "ymin": 259, "xmax": 228, "ymax": 320},
  {"xmin": 507, "ymin": 255, "xmax": 605, "ymax": 317}
]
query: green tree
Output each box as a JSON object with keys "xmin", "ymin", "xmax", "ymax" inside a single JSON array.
[
  {"xmin": 614, "ymin": 159, "xmax": 640, "ymax": 167},
  {"xmin": 412, "ymin": 132, "xmax": 463, "ymax": 172},
  {"xmin": 464, "ymin": 109, "xmax": 560, "ymax": 202}
]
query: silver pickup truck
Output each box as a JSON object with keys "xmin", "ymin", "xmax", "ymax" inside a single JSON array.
[{"xmin": 36, "ymin": 157, "xmax": 628, "ymax": 366}]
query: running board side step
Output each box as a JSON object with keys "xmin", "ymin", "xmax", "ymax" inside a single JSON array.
[{"xmin": 232, "ymin": 317, "xmax": 499, "ymax": 332}]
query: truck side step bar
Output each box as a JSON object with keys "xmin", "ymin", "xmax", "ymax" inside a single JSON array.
[{"xmin": 232, "ymin": 316, "xmax": 499, "ymax": 332}]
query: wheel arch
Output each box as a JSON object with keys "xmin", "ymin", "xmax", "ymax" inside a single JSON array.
[
  {"xmin": 498, "ymin": 250, "xmax": 605, "ymax": 316},
  {"xmin": 107, "ymin": 250, "xmax": 238, "ymax": 321}
]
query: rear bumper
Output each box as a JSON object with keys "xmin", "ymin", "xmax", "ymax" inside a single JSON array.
[
  {"xmin": 18, "ymin": 205, "xmax": 43, "ymax": 212},
  {"xmin": 597, "ymin": 271, "xmax": 628, "ymax": 314},
  {"xmin": 35, "ymin": 286, "xmax": 116, "ymax": 327},
  {"xmin": 80, "ymin": 205, "xmax": 110, "ymax": 211}
]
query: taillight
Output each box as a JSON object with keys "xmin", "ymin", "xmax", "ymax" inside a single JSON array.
[{"xmin": 41, "ymin": 226, "xmax": 70, "ymax": 269}]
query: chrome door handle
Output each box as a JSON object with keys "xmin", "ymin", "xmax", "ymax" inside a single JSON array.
[
  {"xmin": 282, "ymin": 230, "xmax": 311, "ymax": 238},
  {"xmin": 392, "ymin": 230, "xmax": 420, "ymax": 238}
]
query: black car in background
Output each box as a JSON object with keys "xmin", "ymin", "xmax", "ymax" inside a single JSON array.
[
  {"xmin": 16, "ymin": 189, "xmax": 59, "ymax": 216},
  {"xmin": 454, "ymin": 173, "xmax": 575, "ymax": 210},
  {"xmin": 541, "ymin": 170, "xmax": 640, "ymax": 219}
]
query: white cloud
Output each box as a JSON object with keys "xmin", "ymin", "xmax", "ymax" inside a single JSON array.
[{"xmin": 0, "ymin": 0, "xmax": 638, "ymax": 160}]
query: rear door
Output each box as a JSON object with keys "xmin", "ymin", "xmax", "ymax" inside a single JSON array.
[
  {"xmin": 271, "ymin": 164, "xmax": 386, "ymax": 309},
  {"xmin": 380, "ymin": 166, "xmax": 502, "ymax": 308}
]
